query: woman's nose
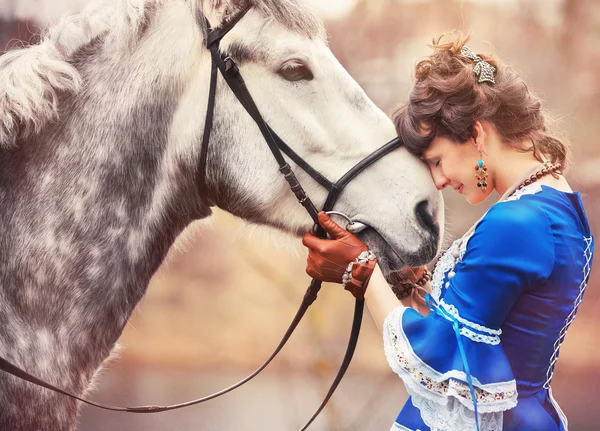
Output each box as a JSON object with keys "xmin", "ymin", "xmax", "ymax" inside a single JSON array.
[{"xmin": 433, "ymin": 173, "xmax": 450, "ymax": 190}]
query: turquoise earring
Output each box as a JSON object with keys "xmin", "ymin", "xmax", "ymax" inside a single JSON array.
[{"xmin": 475, "ymin": 153, "xmax": 488, "ymax": 192}]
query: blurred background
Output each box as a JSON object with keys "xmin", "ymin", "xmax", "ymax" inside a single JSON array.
[{"xmin": 2, "ymin": 0, "xmax": 599, "ymax": 430}]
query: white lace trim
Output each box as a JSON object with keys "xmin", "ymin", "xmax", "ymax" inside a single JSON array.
[
  {"xmin": 505, "ymin": 182, "xmax": 543, "ymax": 201},
  {"xmin": 457, "ymin": 327, "xmax": 501, "ymax": 345},
  {"xmin": 439, "ymin": 300, "xmax": 501, "ymax": 336},
  {"xmin": 391, "ymin": 423, "xmax": 419, "ymax": 431},
  {"xmin": 430, "ymin": 230, "xmax": 474, "ymax": 301},
  {"xmin": 438, "ymin": 300, "xmax": 502, "ymax": 345},
  {"xmin": 410, "ymin": 395, "xmax": 504, "ymax": 431},
  {"xmin": 391, "ymin": 398, "xmax": 504, "ymax": 431},
  {"xmin": 430, "ymin": 241, "xmax": 457, "ymax": 301},
  {"xmin": 383, "ymin": 307, "xmax": 517, "ymax": 430}
]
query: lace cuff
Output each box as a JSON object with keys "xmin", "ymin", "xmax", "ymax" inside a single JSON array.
[{"xmin": 383, "ymin": 307, "xmax": 518, "ymax": 431}]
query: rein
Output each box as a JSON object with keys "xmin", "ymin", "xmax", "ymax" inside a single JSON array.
[{"xmin": 0, "ymin": 7, "xmax": 402, "ymax": 429}]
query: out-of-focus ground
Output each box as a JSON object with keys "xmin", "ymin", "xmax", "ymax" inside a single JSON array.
[{"xmin": 2, "ymin": 0, "xmax": 600, "ymax": 430}]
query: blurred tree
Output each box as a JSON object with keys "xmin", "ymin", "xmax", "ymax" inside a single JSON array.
[{"xmin": 562, "ymin": 0, "xmax": 585, "ymax": 65}]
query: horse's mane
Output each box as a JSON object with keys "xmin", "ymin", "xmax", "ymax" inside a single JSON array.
[{"xmin": 0, "ymin": 0, "xmax": 324, "ymax": 149}]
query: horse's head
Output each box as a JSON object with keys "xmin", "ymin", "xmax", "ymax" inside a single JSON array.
[
  {"xmin": 0, "ymin": 0, "xmax": 441, "ymax": 282},
  {"xmin": 199, "ymin": 0, "xmax": 443, "ymax": 273}
]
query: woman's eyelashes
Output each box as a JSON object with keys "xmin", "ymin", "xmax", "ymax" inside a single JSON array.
[{"xmin": 434, "ymin": 159, "xmax": 441, "ymax": 167}]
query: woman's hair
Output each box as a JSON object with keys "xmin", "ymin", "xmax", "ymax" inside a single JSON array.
[{"xmin": 393, "ymin": 32, "xmax": 569, "ymax": 169}]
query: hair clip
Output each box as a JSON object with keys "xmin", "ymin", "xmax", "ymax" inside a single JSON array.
[{"xmin": 460, "ymin": 46, "xmax": 496, "ymax": 84}]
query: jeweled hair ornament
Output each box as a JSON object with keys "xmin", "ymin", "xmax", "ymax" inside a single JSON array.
[{"xmin": 460, "ymin": 46, "xmax": 496, "ymax": 84}]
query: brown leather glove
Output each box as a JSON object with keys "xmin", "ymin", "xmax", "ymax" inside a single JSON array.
[{"xmin": 302, "ymin": 212, "xmax": 377, "ymax": 299}]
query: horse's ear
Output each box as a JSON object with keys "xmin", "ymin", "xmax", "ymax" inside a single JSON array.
[{"xmin": 204, "ymin": 0, "xmax": 250, "ymax": 26}]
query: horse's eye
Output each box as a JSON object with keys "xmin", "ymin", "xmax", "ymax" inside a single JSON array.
[{"xmin": 278, "ymin": 61, "xmax": 314, "ymax": 82}]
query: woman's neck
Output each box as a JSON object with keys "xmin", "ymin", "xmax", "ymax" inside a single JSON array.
[
  {"xmin": 491, "ymin": 151, "xmax": 572, "ymax": 195},
  {"xmin": 491, "ymin": 151, "xmax": 543, "ymax": 195}
]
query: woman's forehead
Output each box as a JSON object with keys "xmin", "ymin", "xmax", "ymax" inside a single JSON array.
[
  {"xmin": 420, "ymin": 146, "xmax": 438, "ymax": 162},
  {"xmin": 421, "ymin": 136, "xmax": 456, "ymax": 158}
]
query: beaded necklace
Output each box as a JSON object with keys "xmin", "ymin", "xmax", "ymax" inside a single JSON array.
[{"xmin": 446, "ymin": 161, "xmax": 561, "ymax": 281}]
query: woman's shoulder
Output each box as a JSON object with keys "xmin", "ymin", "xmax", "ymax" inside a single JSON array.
[
  {"xmin": 481, "ymin": 183, "xmax": 588, "ymax": 236},
  {"xmin": 479, "ymin": 185, "xmax": 552, "ymax": 236},
  {"xmin": 455, "ymin": 186, "xmax": 558, "ymax": 287}
]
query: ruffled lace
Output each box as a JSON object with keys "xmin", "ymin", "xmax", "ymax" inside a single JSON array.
[
  {"xmin": 430, "ymin": 240, "xmax": 458, "ymax": 301},
  {"xmin": 384, "ymin": 307, "xmax": 517, "ymax": 431},
  {"xmin": 430, "ymin": 231, "xmax": 474, "ymax": 301},
  {"xmin": 410, "ymin": 396, "xmax": 503, "ymax": 431}
]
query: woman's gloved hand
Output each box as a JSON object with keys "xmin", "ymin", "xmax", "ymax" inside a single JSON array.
[{"xmin": 302, "ymin": 212, "xmax": 377, "ymax": 299}]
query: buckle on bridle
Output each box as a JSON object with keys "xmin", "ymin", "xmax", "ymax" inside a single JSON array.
[{"xmin": 223, "ymin": 56, "xmax": 239, "ymax": 75}]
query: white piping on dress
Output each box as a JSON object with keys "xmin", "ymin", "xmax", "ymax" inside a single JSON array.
[
  {"xmin": 438, "ymin": 299, "xmax": 502, "ymax": 345},
  {"xmin": 391, "ymin": 422, "xmax": 422, "ymax": 431},
  {"xmin": 549, "ymin": 386, "xmax": 568, "ymax": 430},
  {"xmin": 542, "ymin": 235, "xmax": 592, "ymax": 430},
  {"xmin": 544, "ymin": 235, "xmax": 593, "ymax": 389}
]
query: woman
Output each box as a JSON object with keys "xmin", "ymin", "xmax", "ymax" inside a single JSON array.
[{"xmin": 302, "ymin": 34, "xmax": 594, "ymax": 431}]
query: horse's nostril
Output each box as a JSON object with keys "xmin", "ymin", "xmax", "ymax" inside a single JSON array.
[{"xmin": 415, "ymin": 200, "xmax": 439, "ymax": 237}]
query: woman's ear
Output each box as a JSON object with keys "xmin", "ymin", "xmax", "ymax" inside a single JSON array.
[{"xmin": 472, "ymin": 120, "xmax": 486, "ymax": 152}]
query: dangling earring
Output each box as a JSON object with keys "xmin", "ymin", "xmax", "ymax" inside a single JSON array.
[{"xmin": 475, "ymin": 153, "xmax": 488, "ymax": 193}]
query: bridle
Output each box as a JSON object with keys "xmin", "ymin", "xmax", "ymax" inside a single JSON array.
[{"xmin": 0, "ymin": 6, "xmax": 402, "ymax": 429}]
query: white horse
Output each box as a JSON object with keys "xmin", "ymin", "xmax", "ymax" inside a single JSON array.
[{"xmin": 0, "ymin": 0, "xmax": 442, "ymax": 429}]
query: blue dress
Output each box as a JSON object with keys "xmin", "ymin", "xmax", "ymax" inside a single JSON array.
[{"xmin": 384, "ymin": 184, "xmax": 594, "ymax": 431}]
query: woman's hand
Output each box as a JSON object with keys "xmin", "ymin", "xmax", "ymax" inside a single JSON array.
[{"xmin": 302, "ymin": 212, "xmax": 376, "ymax": 299}]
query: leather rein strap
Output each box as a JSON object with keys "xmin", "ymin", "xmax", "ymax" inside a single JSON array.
[{"xmin": 0, "ymin": 7, "xmax": 401, "ymax": 429}]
